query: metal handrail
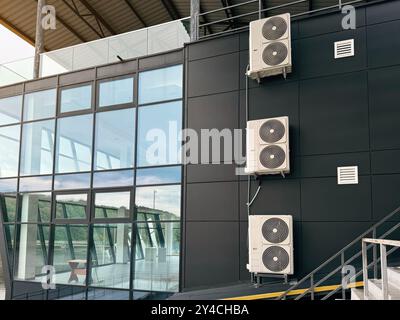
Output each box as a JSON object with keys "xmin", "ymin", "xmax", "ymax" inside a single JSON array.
[
  {"xmin": 362, "ymin": 238, "xmax": 400, "ymax": 300},
  {"xmin": 277, "ymin": 204, "xmax": 400, "ymax": 300},
  {"xmin": 197, "ymin": 0, "xmax": 370, "ymax": 39}
]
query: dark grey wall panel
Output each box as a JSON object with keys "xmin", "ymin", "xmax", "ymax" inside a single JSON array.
[
  {"xmin": 301, "ymin": 176, "xmax": 372, "ymax": 222},
  {"xmin": 301, "ymin": 222, "xmax": 372, "ymax": 272},
  {"xmin": 138, "ymin": 50, "xmax": 183, "ymax": 71},
  {"xmin": 185, "ymin": 222, "xmax": 239, "ymax": 288},
  {"xmin": 300, "ymin": 152, "xmax": 370, "ymax": 178},
  {"xmin": 97, "ymin": 60, "xmax": 137, "ymax": 79},
  {"xmin": 239, "ymin": 221, "xmax": 250, "ymax": 281},
  {"xmin": 300, "ymin": 72, "xmax": 369, "ymax": 155},
  {"xmin": 371, "ymin": 150, "xmax": 400, "ymax": 174},
  {"xmin": 369, "ymin": 66, "xmax": 400, "ymax": 150},
  {"xmin": 298, "ymin": 28, "xmax": 367, "ymax": 79},
  {"xmin": 366, "ymin": 0, "xmax": 400, "ymax": 24},
  {"xmin": 25, "ymin": 76, "xmax": 57, "ymax": 92},
  {"xmin": 372, "ymin": 174, "xmax": 400, "ymax": 221},
  {"xmin": 186, "ymin": 182, "xmax": 238, "ymax": 221},
  {"xmin": 0, "ymin": 83, "xmax": 23, "ymax": 98},
  {"xmin": 188, "ymin": 91, "xmax": 239, "ymax": 131},
  {"xmin": 187, "ymin": 164, "xmax": 238, "ymax": 184},
  {"xmin": 188, "ymin": 34, "xmax": 239, "ymax": 61},
  {"xmin": 250, "ymin": 179, "xmax": 301, "ymax": 221},
  {"xmin": 188, "ymin": 53, "xmax": 239, "ymax": 97},
  {"xmin": 367, "ymin": 20, "xmax": 400, "ymax": 68},
  {"xmin": 298, "ymin": 9, "xmax": 366, "ymax": 38},
  {"xmin": 59, "ymin": 69, "xmax": 95, "ymax": 86}
]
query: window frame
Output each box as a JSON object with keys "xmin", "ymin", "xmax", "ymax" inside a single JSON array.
[{"xmin": 58, "ymin": 82, "xmax": 95, "ymax": 117}]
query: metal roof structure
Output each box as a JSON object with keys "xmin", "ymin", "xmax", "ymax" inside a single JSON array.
[{"xmin": 0, "ymin": 0, "xmax": 346, "ymax": 51}]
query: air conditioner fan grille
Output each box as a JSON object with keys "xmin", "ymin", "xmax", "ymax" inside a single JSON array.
[
  {"xmin": 262, "ymin": 42, "xmax": 288, "ymax": 66},
  {"xmin": 262, "ymin": 17, "xmax": 288, "ymax": 40},
  {"xmin": 262, "ymin": 218, "xmax": 289, "ymax": 243},
  {"xmin": 262, "ymin": 246, "xmax": 289, "ymax": 272},
  {"xmin": 259, "ymin": 145, "xmax": 286, "ymax": 169},
  {"xmin": 259, "ymin": 119, "xmax": 286, "ymax": 143}
]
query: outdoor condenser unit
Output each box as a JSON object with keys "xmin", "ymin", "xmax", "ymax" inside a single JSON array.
[
  {"xmin": 247, "ymin": 13, "xmax": 292, "ymax": 81},
  {"xmin": 245, "ymin": 116, "xmax": 290, "ymax": 175},
  {"xmin": 247, "ymin": 215, "xmax": 294, "ymax": 275}
]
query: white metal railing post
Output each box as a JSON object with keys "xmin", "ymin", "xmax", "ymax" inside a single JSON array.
[
  {"xmin": 362, "ymin": 239, "xmax": 369, "ymax": 299},
  {"xmin": 380, "ymin": 244, "xmax": 389, "ymax": 300}
]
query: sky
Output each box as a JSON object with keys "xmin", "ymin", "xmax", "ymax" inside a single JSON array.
[{"xmin": 0, "ymin": 25, "xmax": 35, "ymax": 64}]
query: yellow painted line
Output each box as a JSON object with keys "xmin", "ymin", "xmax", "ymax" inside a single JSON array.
[{"xmin": 223, "ymin": 281, "xmax": 364, "ymax": 300}]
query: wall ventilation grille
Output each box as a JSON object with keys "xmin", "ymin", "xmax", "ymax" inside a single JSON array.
[
  {"xmin": 337, "ymin": 166, "xmax": 359, "ymax": 185},
  {"xmin": 334, "ymin": 39, "xmax": 354, "ymax": 59}
]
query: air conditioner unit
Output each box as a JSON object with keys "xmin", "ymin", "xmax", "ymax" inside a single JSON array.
[
  {"xmin": 247, "ymin": 215, "xmax": 294, "ymax": 275},
  {"xmin": 247, "ymin": 13, "xmax": 292, "ymax": 81},
  {"xmin": 245, "ymin": 116, "xmax": 290, "ymax": 175}
]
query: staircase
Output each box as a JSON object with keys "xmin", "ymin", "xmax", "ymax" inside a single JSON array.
[
  {"xmin": 351, "ymin": 239, "xmax": 400, "ymax": 300},
  {"xmin": 277, "ymin": 205, "xmax": 400, "ymax": 300}
]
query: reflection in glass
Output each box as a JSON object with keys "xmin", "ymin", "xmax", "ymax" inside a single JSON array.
[
  {"xmin": 90, "ymin": 224, "xmax": 131, "ymax": 289},
  {"xmin": 56, "ymin": 194, "xmax": 87, "ymax": 220},
  {"xmin": 19, "ymin": 193, "xmax": 51, "ymax": 223},
  {"xmin": 133, "ymin": 222, "xmax": 180, "ymax": 292},
  {"xmin": 54, "ymin": 173, "xmax": 91, "ymax": 191},
  {"xmin": 0, "ymin": 194, "xmax": 17, "ymax": 222},
  {"xmin": 0, "ymin": 125, "xmax": 20, "ymax": 178},
  {"xmin": 0, "ymin": 95, "xmax": 22, "ymax": 126},
  {"xmin": 136, "ymin": 166, "xmax": 181, "ymax": 186},
  {"xmin": 135, "ymin": 185, "xmax": 181, "ymax": 221},
  {"xmin": 19, "ymin": 176, "xmax": 52, "ymax": 192},
  {"xmin": 14, "ymin": 224, "xmax": 50, "ymax": 282},
  {"xmin": 0, "ymin": 178, "xmax": 17, "ymax": 193},
  {"xmin": 93, "ymin": 170, "xmax": 134, "ymax": 189},
  {"xmin": 23, "ymin": 89, "xmax": 56, "ymax": 121},
  {"xmin": 95, "ymin": 192, "xmax": 130, "ymax": 219},
  {"xmin": 3, "ymin": 224, "xmax": 15, "ymax": 269},
  {"xmin": 139, "ymin": 65, "xmax": 183, "ymax": 105},
  {"xmin": 20, "ymin": 120, "xmax": 55, "ymax": 176},
  {"xmin": 61, "ymin": 84, "xmax": 92, "ymax": 113},
  {"xmin": 98, "ymin": 77, "xmax": 134, "ymax": 107},
  {"xmin": 137, "ymin": 101, "xmax": 182, "ymax": 167},
  {"xmin": 95, "ymin": 108, "xmax": 135, "ymax": 171},
  {"xmin": 56, "ymin": 114, "xmax": 93, "ymax": 173},
  {"xmin": 53, "ymin": 224, "xmax": 88, "ymax": 285},
  {"xmin": 87, "ymin": 288, "xmax": 130, "ymax": 300}
]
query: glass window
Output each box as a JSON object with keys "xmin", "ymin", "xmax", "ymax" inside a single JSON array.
[
  {"xmin": 135, "ymin": 185, "xmax": 181, "ymax": 221},
  {"xmin": 0, "ymin": 125, "xmax": 20, "ymax": 178},
  {"xmin": 20, "ymin": 120, "xmax": 55, "ymax": 176},
  {"xmin": 54, "ymin": 173, "xmax": 91, "ymax": 191},
  {"xmin": 87, "ymin": 288, "xmax": 130, "ymax": 300},
  {"xmin": 60, "ymin": 84, "xmax": 92, "ymax": 113},
  {"xmin": 56, "ymin": 194, "xmax": 87, "ymax": 220},
  {"xmin": 19, "ymin": 193, "xmax": 51, "ymax": 223},
  {"xmin": 3, "ymin": 224, "xmax": 15, "ymax": 269},
  {"xmin": 0, "ymin": 178, "xmax": 17, "ymax": 193},
  {"xmin": 14, "ymin": 224, "xmax": 50, "ymax": 282},
  {"xmin": 133, "ymin": 222, "xmax": 180, "ymax": 292},
  {"xmin": 137, "ymin": 101, "xmax": 182, "ymax": 167},
  {"xmin": 136, "ymin": 166, "xmax": 181, "ymax": 186},
  {"xmin": 93, "ymin": 170, "xmax": 134, "ymax": 189},
  {"xmin": 0, "ymin": 194, "xmax": 17, "ymax": 222},
  {"xmin": 0, "ymin": 95, "xmax": 22, "ymax": 126},
  {"xmin": 56, "ymin": 114, "xmax": 93, "ymax": 173},
  {"xmin": 90, "ymin": 223, "xmax": 131, "ymax": 289},
  {"xmin": 95, "ymin": 109, "xmax": 135, "ymax": 171},
  {"xmin": 19, "ymin": 176, "xmax": 52, "ymax": 192},
  {"xmin": 23, "ymin": 89, "xmax": 57, "ymax": 121},
  {"xmin": 94, "ymin": 192, "xmax": 130, "ymax": 219},
  {"xmin": 139, "ymin": 65, "xmax": 183, "ymax": 105},
  {"xmin": 98, "ymin": 77, "xmax": 134, "ymax": 108},
  {"xmin": 53, "ymin": 224, "xmax": 88, "ymax": 285}
]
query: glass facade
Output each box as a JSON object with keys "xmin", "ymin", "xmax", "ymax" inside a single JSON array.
[{"xmin": 0, "ymin": 64, "xmax": 183, "ymax": 300}]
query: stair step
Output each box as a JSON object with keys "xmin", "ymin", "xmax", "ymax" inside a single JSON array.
[
  {"xmin": 388, "ymin": 267, "xmax": 400, "ymax": 289},
  {"xmin": 351, "ymin": 288, "xmax": 364, "ymax": 300},
  {"xmin": 368, "ymin": 279, "xmax": 400, "ymax": 300}
]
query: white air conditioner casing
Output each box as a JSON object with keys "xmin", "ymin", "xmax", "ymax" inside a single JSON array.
[
  {"xmin": 245, "ymin": 116, "xmax": 290, "ymax": 175},
  {"xmin": 247, "ymin": 215, "xmax": 294, "ymax": 275},
  {"xmin": 247, "ymin": 13, "xmax": 292, "ymax": 80}
]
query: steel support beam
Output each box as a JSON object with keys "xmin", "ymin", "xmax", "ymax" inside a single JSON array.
[
  {"xmin": 160, "ymin": 0, "xmax": 181, "ymax": 21},
  {"xmin": 0, "ymin": 16, "xmax": 35, "ymax": 46},
  {"xmin": 124, "ymin": 0, "xmax": 147, "ymax": 27},
  {"xmin": 34, "ymin": 0, "xmax": 45, "ymax": 79},
  {"xmin": 78, "ymin": 0, "xmax": 117, "ymax": 35},
  {"xmin": 190, "ymin": 0, "xmax": 200, "ymax": 41},
  {"xmin": 221, "ymin": 0, "xmax": 235, "ymax": 29}
]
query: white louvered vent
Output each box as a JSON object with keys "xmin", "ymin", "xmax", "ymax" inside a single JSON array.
[
  {"xmin": 334, "ymin": 39, "xmax": 354, "ymax": 59},
  {"xmin": 337, "ymin": 166, "xmax": 359, "ymax": 185}
]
